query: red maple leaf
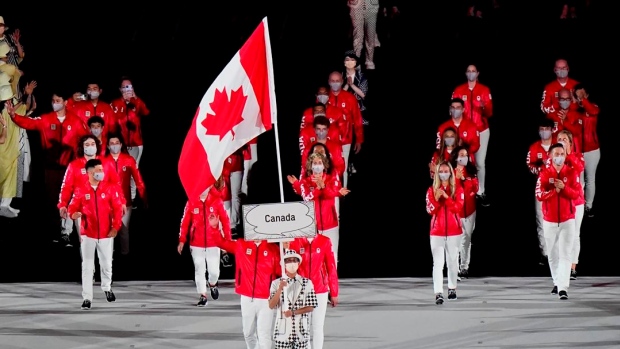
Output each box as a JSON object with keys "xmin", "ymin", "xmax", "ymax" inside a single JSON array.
[{"xmin": 202, "ymin": 87, "xmax": 247, "ymax": 141}]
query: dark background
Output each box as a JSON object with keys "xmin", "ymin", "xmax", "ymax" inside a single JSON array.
[{"xmin": 1, "ymin": 1, "xmax": 617, "ymax": 282}]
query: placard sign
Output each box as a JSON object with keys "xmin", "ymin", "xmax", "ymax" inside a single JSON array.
[{"xmin": 243, "ymin": 201, "xmax": 316, "ymax": 241}]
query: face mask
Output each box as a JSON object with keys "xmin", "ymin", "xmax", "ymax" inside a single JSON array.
[
  {"xmin": 84, "ymin": 145, "xmax": 97, "ymax": 156},
  {"xmin": 109, "ymin": 144, "xmax": 121, "ymax": 154},
  {"xmin": 88, "ymin": 91, "xmax": 100, "ymax": 99},
  {"xmin": 312, "ymin": 164, "xmax": 324, "ymax": 174},
  {"xmin": 317, "ymin": 95, "xmax": 329, "ymax": 104},
  {"xmin": 457, "ymin": 156, "xmax": 468, "ymax": 166},
  {"xmin": 439, "ymin": 172, "xmax": 450, "ymax": 181},
  {"xmin": 444, "ymin": 137, "xmax": 455, "ymax": 146},
  {"xmin": 52, "ymin": 103, "xmax": 63, "ymax": 112},
  {"xmin": 91, "ymin": 128, "xmax": 102, "ymax": 137},
  {"xmin": 466, "ymin": 72, "xmax": 478, "ymax": 81},
  {"xmin": 559, "ymin": 100, "xmax": 571, "ymax": 109},
  {"xmin": 553, "ymin": 155, "xmax": 565, "ymax": 166},
  {"xmin": 329, "ymin": 82, "xmax": 341, "ymax": 92},
  {"xmin": 451, "ymin": 109, "xmax": 462, "ymax": 118},
  {"xmin": 316, "ymin": 129, "xmax": 327, "ymax": 139},
  {"xmin": 555, "ymin": 70, "xmax": 568, "ymax": 78},
  {"xmin": 539, "ymin": 130, "xmax": 552, "ymax": 140},
  {"xmin": 93, "ymin": 172, "xmax": 105, "ymax": 181},
  {"xmin": 285, "ymin": 262, "xmax": 299, "ymax": 274},
  {"xmin": 345, "ymin": 61, "xmax": 356, "ymax": 69}
]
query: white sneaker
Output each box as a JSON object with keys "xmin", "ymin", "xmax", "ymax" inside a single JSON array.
[{"xmin": 0, "ymin": 206, "xmax": 18, "ymax": 218}]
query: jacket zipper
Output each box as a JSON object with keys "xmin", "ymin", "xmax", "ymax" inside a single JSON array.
[
  {"xmin": 556, "ymin": 173, "xmax": 561, "ymax": 227},
  {"xmin": 203, "ymin": 201, "xmax": 207, "ymax": 251},
  {"xmin": 94, "ymin": 187, "xmax": 101, "ymax": 240},
  {"xmin": 251, "ymin": 243, "xmax": 259, "ymax": 300},
  {"xmin": 469, "ymin": 89, "xmax": 474, "ymax": 121}
]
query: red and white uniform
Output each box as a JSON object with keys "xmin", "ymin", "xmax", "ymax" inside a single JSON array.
[
  {"xmin": 425, "ymin": 186, "xmax": 464, "ymax": 236},
  {"xmin": 327, "ymin": 90, "xmax": 364, "ymax": 146},
  {"xmin": 290, "ymin": 236, "xmax": 338, "ymax": 297},
  {"xmin": 299, "ymin": 174, "xmax": 341, "ymax": 231},
  {"xmin": 110, "ymin": 97, "xmax": 150, "ymax": 147},
  {"xmin": 429, "ymin": 148, "xmax": 453, "ymax": 178},
  {"xmin": 566, "ymin": 98, "xmax": 600, "ymax": 153},
  {"xmin": 436, "ymin": 118, "xmax": 480, "ymax": 154},
  {"xmin": 74, "ymin": 100, "xmax": 118, "ymax": 134},
  {"xmin": 541, "ymin": 78, "xmax": 579, "ymax": 115},
  {"xmin": 179, "ymin": 189, "xmax": 231, "ymax": 248},
  {"xmin": 58, "ymin": 157, "xmax": 124, "ymax": 209},
  {"xmin": 299, "ymin": 132, "xmax": 345, "ymax": 178},
  {"xmin": 536, "ymin": 165, "xmax": 581, "ymax": 222},
  {"xmin": 299, "ymin": 106, "xmax": 346, "ymax": 143},
  {"xmin": 68, "ymin": 181, "xmax": 124, "ymax": 240},
  {"xmin": 107, "ymin": 152, "xmax": 146, "ymax": 207},
  {"xmin": 456, "ymin": 172, "xmax": 478, "ymax": 219},
  {"xmin": 243, "ymin": 137, "xmax": 258, "ymax": 161},
  {"xmin": 11, "ymin": 111, "xmax": 88, "ymax": 167},
  {"xmin": 451, "ymin": 83, "xmax": 493, "ymax": 132},
  {"xmin": 526, "ymin": 140, "xmax": 554, "ymax": 175},
  {"xmin": 564, "ymin": 152, "xmax": 585, "ymax": 206},
  {"xmin": 299, "ymin": 123, "xmax": 341, "ymax": 153}
]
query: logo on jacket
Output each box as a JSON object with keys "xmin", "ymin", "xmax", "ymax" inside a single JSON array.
[
  {"xmin": 462, "ymin": 96, "xmax": 467, "ymax": 101},
  {"xmin": 537, "ymin": 153, "xmax": 542, "ymax": 159},
  {"xmin": 209, "ymin": 207, "xmax": 214, "ymax": 212},
  {"xmin": 67, "ymin": 125, "xmax": 71, "ymax": 131},
  {"xmin": 463, "ymin": 131, "xmax": 468, "ymax": 137},
  {"xmin": 299, "ymin": 248, "xmax": 305, "ymax": 254},
  {"xmin": 563, "ymin": 177, "xmax": 567, "ymax": 182},
  {"xmin": 549, "ymin": 178, "xmax": 555, "ymax": 183},
  {"xmin": 310, "ymin": 137, "xmax": 315, "ymax": 142},
  {"xmin": 477, "ymin": 96, "xmax": 481, "ymax": 101},
  {"xmin": 81, "ymin": 168, "xmax": 86, "ymax": 174},
  {"xmin": 100, "ymin": 112, "xmax": 104, "ymax": 117},
  {"xmin": 316, "ymin": 248, "xmax": 320, "ymax": 253},
  {"xmin": 101, "ymin": 193, "xmax": 105, "ymax": 198},
  {"xmin": 246, "ymin": 248, "xmax": 252, "ymax": 255},
  {"xmin": 85, "ymin": 194, "xmax": 90, "ymax": 200},
  {"xmin": 193, "ymin": 208, "xmax": 199, "ymax": 214},
  {"xmin": 263, "ymin": 250, "xmax": 268, "ymax": 256},
  {"xmin": 51, "ymin": 124, "xmax": 56, "ymax": 130},
  {"xmin": 341, "ymin": 103, "xmax": 345, "ymax": 108},
  {"xmin": 85, "ymin": 111, "xmax": 90, "ymax": 117},
  {"xmin": 122, "ymin": 166, "xmax": 127, "ymax": 171}
]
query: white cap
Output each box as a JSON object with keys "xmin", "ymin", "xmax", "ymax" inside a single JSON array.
[{"xmin": 283, "ymin": 249, "xmax": 302, "ymax": 264}]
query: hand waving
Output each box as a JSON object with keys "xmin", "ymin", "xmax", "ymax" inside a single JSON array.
[
  {"xmin": 24, "ymin": 81, "xmax": 37, "ymax": 95},
  {"xmin": 10, "ymin": 29, "xmax": 21, "ymax": 43}
]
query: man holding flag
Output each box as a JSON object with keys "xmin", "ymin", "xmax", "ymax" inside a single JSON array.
[{"xmin": 178, "ymin": 17, "xmax": 279, "ymax": 349}]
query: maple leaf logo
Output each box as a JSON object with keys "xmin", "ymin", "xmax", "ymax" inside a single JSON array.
[{"xmin": 202, "ymin": 87, "xmax": 247, "ymax": 141}]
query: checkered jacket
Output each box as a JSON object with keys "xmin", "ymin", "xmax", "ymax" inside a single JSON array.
[{"xmin": 270, "ymin": 276, "xmax": 318, "ymax": 343}]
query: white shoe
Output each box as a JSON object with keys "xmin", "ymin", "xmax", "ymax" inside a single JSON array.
[{"xmin": 0, "ymin": 206, "xmax": 18, "ymax": 218}]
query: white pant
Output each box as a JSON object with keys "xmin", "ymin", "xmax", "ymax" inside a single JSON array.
[
  {"xmin": 430, "ymin": 235, "xmax": 462, "ymax": 294},
  {"xmin": 543, "ymin": 219, "xmax": 575, "ymax": 291},
  {"xmin": 342, "ymin": 144, "xmax": 351, "ymax": 188},
  {"xmin": 118, "ymin": 207, "xmax": 132, "ymax": 255},
  {"xmin": 240, "ymin": 295, "xmax": 274, "ymax": 349},
  {"xmin": 242, "ymin": 143, "xmax": 258, "ymax": 195},
  {"xmin": 583, "ymin": 149, "xmax": 600, "ymax": 209},
  {"xmin": 459, "ymin": 212, "xmax": 476, "ymax": 270},
  {"xmin": 309, "ymin": 292, "xmax": 329, "ymax": 349},
  {"xmin": 320, "ymin": 227, "xmax": 339, "ymax": 266},
  {"xmin": 81, "ymin": 236, "xmax": 114, "ymax": 301},
  {"xmin": 535, "ymin": 196, "xmax": 547, "ymax": 256},
  {"xmin": 229, "ymin": 171, "xmax": 243, "ymax": 226},
  {"xmin": 475, "ymin": 129, "xmax": 490, "ymax": 195},
  {"xmin": 62, "ymin": 216, "xmax": 80, "ymax": 236},
  {"xmin": 350, "ymin": 2, "xmax": 379, "ymax": 65},
  {"xmin": 572, "ymin": 204, "xmax": 584, "ymax": 264},
  {"xmin": 127, "ymin": 145, "xmax": 144, "ymax": 200},
  {"xmin": 190, "ymin": 246, "xmax": 221, "ymax": 294}
]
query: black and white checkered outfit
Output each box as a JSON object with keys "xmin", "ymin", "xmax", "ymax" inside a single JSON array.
[{"xmin": 271, "ymin": 275, "xmax": 318, "ymax": 348}]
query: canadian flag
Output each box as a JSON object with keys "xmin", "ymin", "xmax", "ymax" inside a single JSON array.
[{"xmin": 178, "ymin": 17, "xmax": 277, "ymax": 201}]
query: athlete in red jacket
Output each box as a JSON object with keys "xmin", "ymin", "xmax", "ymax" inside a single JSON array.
[
  {"xmin": 300, "ymin": 140, "xmax": 345, "ymax": 181},
  {"xmin": 73, "ymin": 82, "xmax": 118, "ymax": 135},
  {"xmin": 452, "ymin": 65, "xmax": 492, "ymax": 203},
  {"xmin": 106, "ymin": 133, "xmax": 146, "ymax": 255},
  {"xmin": 430, "ymin": 127, "xmax": 458, "ymax": 179},
  {"xmin": 288, "ymin": 234, "xmax": 338, "ymax": 349},
  {"xmin": 536, "ymin": 143, "xmax": 581, "ymax": 299},
  {"xmin": 541, "ymin": 59, "xmax": 579, "ymax": 115},
  {"xmin": 300, "ymin": 116, "xmax": 344, "ymax": 176},
  {"xmin": 87, "ymin": 116, "xmax": 108, "ymax": 156},
  {"xmin": 68, "ymin": 158, "xmax": 124, "ymax": 310},
  {"xmin": 436, "ymin": 98, "xmax": 480, "ymax": 155},
  {"xmin": 426, "ymin": 161, "xmax": 464, "ymax": 304},
  {"xmin": 178, "ymin": 183, "xmax": 231, "ymax": 306},
  {"xmin": 300, "ymin": 100, "xmax": 345, "ymax": 143},
  {"xmin": 214, "ymin": 226, "xmax": 280, "ymax": 349},
  {"xmin": 451, "ymin": 146, "xmax": 478, "ymax": 279},
  {"xmin": 222, "ymin": 150, "xmax": 244, "ymax": 229}
]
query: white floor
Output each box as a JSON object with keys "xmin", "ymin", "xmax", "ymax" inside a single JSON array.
[{"xmin": 0, "ymin": 277, "xmax": 619, "ymax": 349}]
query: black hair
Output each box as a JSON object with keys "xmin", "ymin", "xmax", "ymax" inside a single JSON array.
[
  {"xmin": 450, "ymin": 145, "xmax": 478, "ymax": 176},
  {"xmin": 87, "ymin": 116, "xmax": 104, "ymax": 127},
  {"xmin": 85, "ymin": 158, "xmax": 102, "ymax": 171},
  {"xmin": 77, "ymin": 134, "xmax": 101, "ymax": 157},
  {"xmin": 313, "ymin": 115, "xmax": 330, "ymax": 128},
  {"xmin": 549, "ymin": 143, "xmax": 565, "ymax": 154},
  {"xmin": 313, "ymin": 102, "xmax": 326, "ymax": 109},
  {"xmin": 307, "ymin": 143, "xmax": 333, "ymax": 174},
  {"xmin": 105, "ymin": 132, "xmax": 128, "ymax": 155},
  {"xmin": 538, "ymin": 118, "xmax": 555, "ymax": 128},
  {"xmin": 50, "ymin": 90, "xmax": 69, "ymax": 100},
  {"xmin": 450, "ymin": 98, "xmax": 465, "ymax": 107}
]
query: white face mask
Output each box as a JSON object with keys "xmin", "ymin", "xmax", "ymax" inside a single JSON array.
[
  {"xmin": 439, "ymin": 172, "xmax": 450, "ymax": 181},
  {"xmin": 52, "ymin": 102, "xmax": 64, "ymax": 112},
  {"xmin": 88, "ymin": 91, "xmax": 100, "ymax": 99},
  {"xmin": 84, "ymin": 145, "xmax": 97, "ymax": 156},
  {"xmin": 457, "ymin": 156, "xmax": 468, "ymax": 166},
  {"xmin": 109, "ymin": 144, "xmax": 121, "ymax": 154},
  {"xmin": 93, "ymin": 172, "xmax": 105, "ymax": 181},
  {"xmin": 317, "ymin": 95, "xmax": 329, "ymax": 104},
  {"xmin": 285, "ymin": 262, "xmax": 299, "ymax": 274}
]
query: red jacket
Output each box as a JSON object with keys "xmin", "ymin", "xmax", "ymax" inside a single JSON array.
[
  {"xmin": 299, "ymin": 173, "xmax": 341, "ymax": 231},
  {"xmin": 567, "ymin": 98, "xmax": 600, "ymax": 153},
  {"xmin": 299, "ymin": 135, "xmax": 345, "ymax": 179},
  {"xmin": 300, "ymin": 105, "xmax": 347, "ymax": 143},
  {"xmin": 68, "ymin": 181, "xmax": 124, "ymax": 239},
  {"xmin": 242, "ymin": 137, "xmax": 257, "ymax": 160},
  {"xmin": 107, "ymin": 153, "xmax": 146, "ymax": 206},
  {"xmin": 565, "ymin": 152, "xmax": 585, "ymax": 206},
  {"xmin": 290, "ymin": 235, "xmax": 338, "ymax": 297},
  {"xmin": 327, "ymin": 90, "xmax": 364, "ymax": 145},
  {"xmin": 215, "ymin": 238, "xmax": 281, "ymax": 299},
  {"xmin": 58, "ymin": 156, "xmax": 124, "ymax": 209},
  {"xmin": 526, "ymin": 140, "xmax": 554, "ymax": 176},
  {"xmin": 456, "ymin": 170, "xmax": 478, "ymax": 218},
  {"xmin": 12, "ymin": 111, "xmax": 88, "ymax": 167},
  {"xmin": 425, "ymin": 185, "xmax": 464, "ymax": 236},
  {"xmin": 541, "ymin": 78, "xmax": 579, "ymax": 114},
  {"xmin": 110, "ymin": 97, "xmax": 150, "ymax": 147},
  {"xmin": 451, "ymin": 82, "xmax": 493, "ymax": 132},
  {"xmin": 74, "ymin": 100, "xmax": 118, "ymax": 135},
  {"xmin": 536, "ymin": 164, "xmax": 581, "ymax": 223},
  {"xmin": 179, "ymin": 189, "xmax": 231, "ymax": 248},
  {"xmin": 436, "ymin": 118, "xmax": 480, "ymax": 154},
  {"xmin": 429, "ymin": 148, "xmax": 454, "ymax": 178},
  {"xmin": 299, "ymin": 122, "xmax": 341, "ymax": 154}
]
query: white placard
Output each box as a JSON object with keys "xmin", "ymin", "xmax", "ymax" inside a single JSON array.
[{"xmin": 243, "ymin": 201, "xmax": 316, "ymax": 241}]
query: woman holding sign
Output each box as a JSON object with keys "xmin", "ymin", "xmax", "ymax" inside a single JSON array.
[{"xmin": 297, "ymin": 153, "xmax": 350, "ymax": 265}]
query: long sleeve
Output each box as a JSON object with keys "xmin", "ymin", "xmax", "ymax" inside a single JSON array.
[
  {"xmin": 58, "ymin": 164, "xmax": 76, "ymax": 208},
  {"xmin": 213, "ymin": 233, "xmax": 237, "ymax": 253},
  {"xmin": 482, "ymin": 90, "xmax": 493, "ymax": 118},
  {"xmin": 67, "ymin": 188, "xmax": 83, "ymax": 217},
  {"xmin": 133, "ymin": 97, "xmax": 150, "ymax": 116},
  {"xmin": 217, "ymin": 200, "xmax": 232, "ymax": 240},
  {"xmin": 324, "ymin": 238, "xmax": 339, "ymax": 297},
  {"xmin": 104, "ymin": 160, "xmax": 126, "ymax": 205},
  {"xmin": 300, "ymin": 179, "xmax": 320, "ymax": 202},
  {"xmin": 560, "ymin": 173, "xmax": 581, "ymax": 200},
  {"xmin": 129, "ymin": 158, "xmax": 147, "ymax": 198},
  {"xmin": 466, "ymin": 124, "xmax": 481, "ymax": 154},
  {"xmin": 11, "ymin": 113, "xmax": 42, "ymax": 131},
  {"xmin": 179, "ymin": 202, "xmax": 191, "ymax": 244},
  {"xmin": 425, "ymin": 187, "xmax": 440, "ymax": 215},
  {"xmin": 320, "ymin": 175, "xmax": 342, "ymax": 199},
  {"xmin": 351, "ymin": 100, "xmax": 364, "ymax": 143},
  {"xmin": 536, "ymin": 171, "xmax": 557, "ymax": 201},
  {"xmin": 465, "ymin": 177, "xmax": 479, "ymax": 197},
  {"xmin": 445, "ymin": 187, "xmax": 464, "ymax": 214},
  {"xmin": 541, "ymin": 85, "xmax": 553, "ymax": 114},
  {"xmin": 110, "ymin": 185, "xmax": 124, "ymax": 231},
  {"xmin": 581, "ymin": 98, "xmax": 599, "ymax": 116},
  {"xmin": 526, "ymin": 147, "xmax": 543, "ymax": 175},
  {"xmin": 291, "ymin": 180, "xmax": 302, "ymax": 196}
]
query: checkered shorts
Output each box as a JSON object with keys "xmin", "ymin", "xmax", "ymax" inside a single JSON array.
[{"xmin": 274, "ymin": 339, "xmax": 309, "ymax": 349}]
